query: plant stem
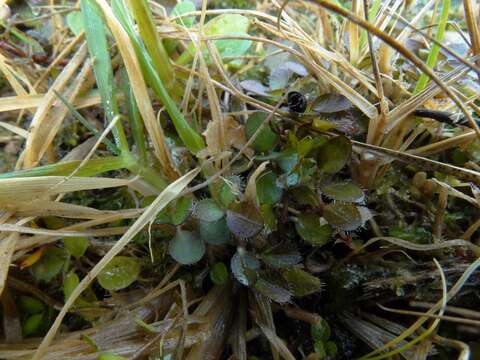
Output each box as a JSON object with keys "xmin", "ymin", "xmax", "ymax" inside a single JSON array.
[
  {"xmin": 127, "ymin": 0, "xmax": 182, "ymax": 100},
  {"xmin": 113, "ymin": 0, "xmax": 205, "ymax": 155},
  {"xmin": 120, "ymin": 69, "xmax": 148, "ymax": 165}
]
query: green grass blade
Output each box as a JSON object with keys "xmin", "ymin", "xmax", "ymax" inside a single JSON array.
[
  {"xmin": 359, "ymin": 0, "xmax": 381, "ymax": 50},
  {"xmin": 112, "ymin": 0, "xmax": 205, "ymax": 155},
  {"xmin": 53, "ymin": 90, "xmax": 120, "ymax": 155},
  {"xmin": 119, "ymin": 68, "xmax": 148, "ymax": 165},
  {"xmin": 80, "ymin": 0, "xmax": 130, "ymax": 152},
  {"xmin": 0, "ymin": 21, "xmax": 44, "ymax": 52},
  {"xmin": 127, "ymin": 0, "xmax": 182, "ymax": 100},
  {"xmin": 0, "ymin": 156, "xmax": 133, "ymax": 179},
  {"xmin": 413, "ymin": 0, "xmax": 451, "ymax": 93}
]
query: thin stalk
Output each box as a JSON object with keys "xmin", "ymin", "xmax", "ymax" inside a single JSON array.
[
  {"xmin": 120, "ymin": 69, "xmax": 148, "ymax": 165},
  {"xmin": 127, "ymin": 0, "xmax": 182, "ymax": 100},
  {"xmin": 413, "ymin": 0, "xmax": 451, "ymax": 93},
  {"xmin": 54, "ymin": 90, "xmax": 120, "ymax": 155}
]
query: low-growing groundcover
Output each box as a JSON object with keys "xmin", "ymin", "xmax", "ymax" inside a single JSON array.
[{"xmin": 0, "ymin": 0, "xmax": 479, "ymax": 359}]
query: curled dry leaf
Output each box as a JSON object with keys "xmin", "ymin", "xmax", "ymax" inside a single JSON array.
[{"xmin": 202, "ymin": 116, "xmax": 247, "ymax": 157}]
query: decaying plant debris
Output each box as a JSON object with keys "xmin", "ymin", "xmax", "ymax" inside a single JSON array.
[{"xmin": 0, "ymin": 0, "xmax": 479, "ymax": 359}]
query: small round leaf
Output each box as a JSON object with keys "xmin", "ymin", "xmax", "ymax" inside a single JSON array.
[
  {"xmin": 22, "ymin": 312, "xmax": 45, "ymax": 337},
  {"xmin": 283, "ymin": 268, "xmax": 322, "ymax": 297},
  {"xmin": 169, "ymin": 230, "xmax": 205, "ymax": 265},
  {"xmin": 171, "ymin": 196, "xmax": 193, "ymax": 225},
  {"xmin": 98, "ymin": 256, "xmax": 141, "ymax": 291},
  {"xmin": 323, "ymin": 203, "xmax": 364, "ymax": 231},
  {"xmin": 295, "ymin": 214, "xmax": 332, "ymax": 246},
  {"xmin": 321, "ymin": 182, "xmax": 365, "ymax": 203},
  {"xmin": 317, "ymin": 136, "xmax": 351, "ymax": 174},
  {"xmin": 200, "ymin": 218, "xmax": 230, "ymax": 245},
  {"xmin": 30, "ymin": 247, "xmax": 67, "ymax": 282},
  {"xmin": 256, "ymin": 171, "xmax": 283, "ymax": 205},
  {"xmin": 64, "ymin": 236, "xmax": 89, "ymax": 259},
  {"xmin": 194, "ymin": 199, "xmax": 224, "ymax": 223},
  {"xmin": 19, "ymin": 296, "xmax": 44, "ymax": 315},
  {"xmin": 210, "ymin": 262, "xmax": 229, "ymax": 285},
  {"xmin": 226, "ymin": 210, "xmax": 263, "ymax": 238},
  {"xmin": 231, "ymin": 251, "xmax": 260, "ymax": 286},
  {"xmin": 245, "ymin": 112, "xmax": 279, "ymax": 152}
]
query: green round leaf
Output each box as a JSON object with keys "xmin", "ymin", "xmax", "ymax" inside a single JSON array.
[
  {"xmin": 98, "ymin": 256, "xmax": 141, "ymax": 291},
  {"xmin": 63, "ymin": 272, "xmax": 80, "ymax": 301},
  {"xmin": 171, "ymin": 196, "xmax": 193, "ymax": 225},
  {"xmin": 291, "ymin": 186, "xmax": 319, "ymax": 207},
  {"xmin": 19, "ymin": 296, "xmax": 44, "ymax": 315},
  {"xmin": 231, "ymin": 251, "xmax": 260, "ymax": 286},
  {"xmin": 194, "ymin": 199, "xmax": 224, "ymax": 223},
  {"xmin": 321, "ymin": 182, "xmax": 365, "ymax": 203},
  {"xmin": 314, "ymin": 340, "xmax": 327, "ymax": 357},
  {"xmin": 31, "ymin": 247, "xmax": 67, "ymax": 282},
  {"xmin": 199, "ymin": 218, "xmax": 230, "ymax": 245},
  {"xmin": 22, "ymin": 312, "xmax": 44, "ymax": 337},
  {"xmin": 283, "ymin": 267, "xmax": 322, "ymax": 297},
  {"xmin": 323, "ymin": 203, "xmax": 363, "ymax": 231},
  {"xmin": 277, "ymin": 150, "xmax": 299, "ymax": 173},
  {"xmin": 205, "ymin": 14, "xmax": 252, "ymax": 58},
  {"xmin": 311, "ymin": 319, "xmax": 331, "ymax": 342},
  {"xmin": 64, "ymin": 236, "xmax": 89, "ymax": 259},
  {"xmin": 217, "ymin": 176, "xmax": 242, "ymax": 207},
  {"xmin": 169, "ymin": 230, "xmax": 205, "ymax": 265},
  {"xmin": 245, "ymin": 112, "xmax": 279, "ymax": 152},
  {"xmin": 256, "ymin": 171, "xmax": 283, "ymax": 205},
  {"xmin": 325, "ymin": 341, "xmax": 338, "ymax": 356},
  {"xmin": 171, "ymin": 1, "xmax": 196, "ymax": 27},
  {"xmin": 317, "ymin": 135, "xmax": 351, "ymax": 174},
  {"xmin": 295, "ymin": 214, "xmax": 332, "ymax": 246},
  {"xmin": 210, "ymin": 262, "xmax": 229, "ymax": 285}
]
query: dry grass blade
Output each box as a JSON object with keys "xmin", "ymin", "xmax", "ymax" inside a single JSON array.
[
  {"xmin": 22, "ymin": 43, "xmax": 88, "ymax": 168},
  {"xmin": 378, "ymin": 304, "xmax": 480, "ymax": 327},
  {"xmin": 0, "ymin": 121, "xmax": 28, "ymax": 138},
  {"xmin": 386, "ymin": 64, "xmax": 469, "ymax": 132},
  {"xmin": 4, "ymin": 200, "xmax": 113, "ymax": 219},
  {"xmin": 0, "ymin": 233, "xmax": 20, "ymax": 296},
  {"xmin": 0, "ymin": 52, "xmax": 29, "ymax": 96},
  {"xmin": 32, "ymin": 167, "xmax": 200, "ymax": 360},
  {"xmin": 352, "ymin": 140, "xmax": 480, "ymax": 184},
  {"xmin": 0, "ymin": 176, "xmax": 131, "ymax": 204},
  {"xmin": 356, "ymin": 236, "xmax": 480, "ymax": 257},
  {"xmin": 0, "ymin": 91, "xmax": 109, "ymax": 113},
  {"xmin": 0, "ymin": 223, "xmax": 127, "ymax": 237}
]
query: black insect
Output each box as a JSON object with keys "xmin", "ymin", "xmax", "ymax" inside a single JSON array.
[{"xmin": 287, "ymin": 91, "xmax": 307, "ymax": 113}]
